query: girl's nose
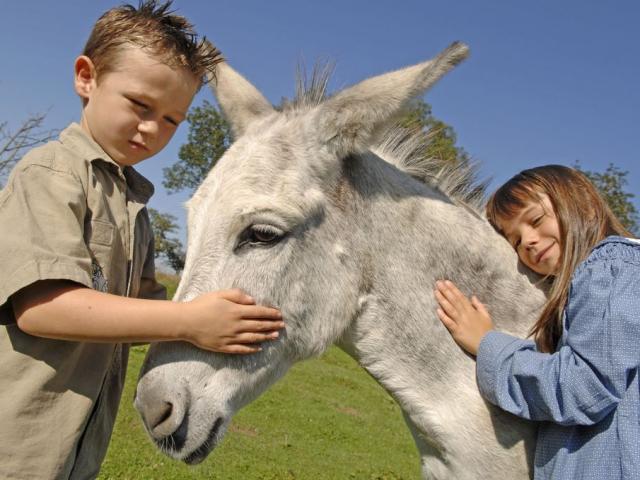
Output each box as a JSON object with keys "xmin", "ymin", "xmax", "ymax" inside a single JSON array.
[{"xmin": 522, "ymin": 228, "xmax": 538, "ymax": 249}]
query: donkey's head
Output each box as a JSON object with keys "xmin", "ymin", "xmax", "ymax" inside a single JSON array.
[{"xmin": 135, "ymin": 42, "xmax": 469, "ymax": 464}]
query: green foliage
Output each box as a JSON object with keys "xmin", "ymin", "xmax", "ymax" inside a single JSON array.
[
  {"xmin": 400, "ymin": 98, "xmax": 471, "ymax": 168},
  {"xmin": 148, "ymin": 208, "xmax": 185, "ymax": 273},
  {"xmin": 163, "ymin": 99, "xmax": 232, "ymax": 195},
  {"xmin": 155, "ymin": 272, "xmax": 180, "ymax": 299},
  {"xmin": 100, "ymin": 346, "xmax": 419, "ymax": 479},
  {"xmin": 575, "ymin": 162, "xmax": 639, "ymax": 234}
]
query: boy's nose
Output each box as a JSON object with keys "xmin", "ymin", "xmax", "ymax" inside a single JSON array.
[{"xmin": 138, "ymin": 120, "xmax": 158, "ymax": 136}]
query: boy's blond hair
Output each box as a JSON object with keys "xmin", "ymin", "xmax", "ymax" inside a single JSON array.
[{"xmin": 83, "ymin": 0, "xmax": 222, "ymax": 86}]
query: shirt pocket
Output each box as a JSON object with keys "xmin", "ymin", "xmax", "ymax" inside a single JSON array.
[{"xmin": 87, "ymin": 220, "xmax": 116, "ymax": 293}]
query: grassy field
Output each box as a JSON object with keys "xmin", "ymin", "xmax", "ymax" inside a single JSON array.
[{"xmin": 98, "ymin": 275, "xmax": 420, "ymax": 479}]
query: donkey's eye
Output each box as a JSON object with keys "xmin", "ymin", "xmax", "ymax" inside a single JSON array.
[{"xmin": 237, "ymin": 224, "xmax": 286, "ymax": 249}]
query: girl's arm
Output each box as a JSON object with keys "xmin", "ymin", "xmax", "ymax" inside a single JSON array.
[
  {"xmin": 12, "ymin": 280, "xmax": 284, "ymax": 354},
  {"xmin": 435, "ymin": 256, "xmax": 639, "ymax": 426}
]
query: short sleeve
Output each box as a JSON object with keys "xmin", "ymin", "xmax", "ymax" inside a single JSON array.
[{"xmin": 0, "ymin": 163, "xmax": 93, "ymax": 320}]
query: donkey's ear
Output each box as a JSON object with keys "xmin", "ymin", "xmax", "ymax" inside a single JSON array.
[
  {"xmin": 318, "ymin": 42, "xmax": 469, "ymax": 157},
  {"xmin": 208, "ymin": 62, "xmax": 275, "ymax": 137}
]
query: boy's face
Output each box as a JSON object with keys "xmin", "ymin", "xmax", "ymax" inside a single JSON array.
[{"xmin": 75, "ymin": 46, "xmax": 200, "ymax": 167}]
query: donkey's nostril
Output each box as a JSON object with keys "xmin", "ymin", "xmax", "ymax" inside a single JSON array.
[
  {"xmin": 135, "ymin": 376, "xmax": 188, "ymax": 443},
  {"xmin": 153, "ymin": 401, "xmax": 173, "ymax": 430},
  {"xmin": 135, "ymin": 389, "xmax": 182, "ymax": 439}
]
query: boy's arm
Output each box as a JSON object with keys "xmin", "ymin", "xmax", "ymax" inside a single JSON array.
[{"xmin": 12, "ymin": 280, "xmax": 284, "ymax": 354}]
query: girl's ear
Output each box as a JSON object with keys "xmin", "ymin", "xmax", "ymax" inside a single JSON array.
[{"xmin": 74, "ymin": 55, "xmax": 98, "ymax": 100}]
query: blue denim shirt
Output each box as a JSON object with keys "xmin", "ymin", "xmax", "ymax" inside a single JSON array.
[{"xmin": 477, "ymin": 236, "xmax": 640, "ymax": 480}]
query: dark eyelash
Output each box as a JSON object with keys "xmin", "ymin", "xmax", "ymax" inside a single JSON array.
[
  {"xmin": 129, "ymin": 98, "xmax": 147, "ymax": 108},
  {"xmin": 236, "ymin": 224, "xmax": 285, "ymax": 251}
]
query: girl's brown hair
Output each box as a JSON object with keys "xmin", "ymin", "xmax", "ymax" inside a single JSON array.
[
  {"xmin": 83, "ymin": 0, "xmax": 222, "ymax": 86},
  {"xmin": 486, "ymin": 165, "xmax": 631, "ymax": 352}
]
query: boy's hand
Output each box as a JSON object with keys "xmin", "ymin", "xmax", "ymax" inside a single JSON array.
[
  {"xmin": 434, "ymin": 280, "xmax": 493, "ymax": 356},
  {"xmin": 181, "ymin": 289, "xmax": 284, "ymax": 354}
]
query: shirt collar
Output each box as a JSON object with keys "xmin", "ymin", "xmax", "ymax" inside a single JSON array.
[{"xmin": 60, "ymin": 123, "xmax": 155, "ymax": 203}]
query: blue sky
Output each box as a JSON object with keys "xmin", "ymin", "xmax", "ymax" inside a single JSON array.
[{"xmin": 2, "ymin": 1, "xmax": 639, "ymax": 242}]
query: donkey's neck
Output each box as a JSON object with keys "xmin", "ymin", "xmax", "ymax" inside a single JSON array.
[{"xmin": 336, "ymin": 153, "xmax": 542, "ymax": 479}]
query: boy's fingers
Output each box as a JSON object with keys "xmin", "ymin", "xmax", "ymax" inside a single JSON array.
[
  {"xmin": 219, "ymin": 344, "xmax": 262, "ymax": 354},
  {"xmin": 239, "ymin": 305, "xmax": 282, "ymax": 320},
  {"xmin": 233, "ymin": 332, "xmax": 280, "ymax": 344},
  {"xmin": 218, "ymin": 288, "xmax": 255, "ymax": 305},
  {"xmin": 238, "ymin": 319, "xmax": 285, "ymax": 333}
]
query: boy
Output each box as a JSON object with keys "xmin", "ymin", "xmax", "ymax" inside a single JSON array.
[{"xmin": 0, "ymin": 2, "xmax": 283, "ymax": 478}]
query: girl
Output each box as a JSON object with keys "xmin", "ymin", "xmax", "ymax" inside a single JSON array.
[{"xmin": 434, "ymin": 164, "xmax": 639, "ymax": 480}]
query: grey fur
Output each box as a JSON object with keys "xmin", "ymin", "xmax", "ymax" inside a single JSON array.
[{"xmin": 135, "ymin": 43, "xmax": 545, "ymax": 479}]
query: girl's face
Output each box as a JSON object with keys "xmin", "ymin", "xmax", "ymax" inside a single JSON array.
[{"xmin": 497, "ymin": 193, "xmax": 561, "ymax": 276}]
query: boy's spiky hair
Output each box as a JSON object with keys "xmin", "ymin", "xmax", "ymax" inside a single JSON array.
[{"xmin": 83, "ymin": 0, "xmax": 222, "ymax": 85}]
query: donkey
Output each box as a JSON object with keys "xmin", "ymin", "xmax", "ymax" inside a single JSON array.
[{"xmin": 135, "ymin": 42, "xmax": 546, "ymax": 479}]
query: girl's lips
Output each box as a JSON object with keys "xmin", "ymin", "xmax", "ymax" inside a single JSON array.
[{"xmin": 536, "ymin": 243, "xmax": 552, "ymax": 264}]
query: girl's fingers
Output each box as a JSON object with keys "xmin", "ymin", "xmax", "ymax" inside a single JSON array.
[
  {"xmin": 434, "ymin": 289, "xmax": 458, "ymax": 317},
  {"xmin": 436, "ymin": 281, "xmax": 461, "ymax": 305},
  {"xmin": 439, "ymin": 281, "xmax": 477, "ymax": 316},
  {"xmin": 473, "ymin": 298, "xmax": 490, "ymax": 317},
  {"xmin": 443, "ymin": 280, "xmax": 468, "ymax": 304},
  {"xmin": 436, "ymin": 308, "xmax": 456, "ymax": 331}
]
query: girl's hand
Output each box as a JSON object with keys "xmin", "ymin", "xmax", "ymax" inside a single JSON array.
[
  {"xmin": 180, "ymin": 289, "xmax": 284, "ymax": 354},
  {"xmin": 434, "ymin": 280, "xmax": 493, "ymax": 356}
]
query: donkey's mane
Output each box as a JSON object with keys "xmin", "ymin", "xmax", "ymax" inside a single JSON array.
[{"xmin": 279, "ymin": 62, "xmax": 487, "ymax": 212}]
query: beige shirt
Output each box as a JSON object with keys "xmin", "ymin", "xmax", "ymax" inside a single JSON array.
[{"xmin": 0, "ymin": 123, "xmax": 166, "ymax": 479}]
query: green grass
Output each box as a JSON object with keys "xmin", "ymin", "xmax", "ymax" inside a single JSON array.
[{"xmin": 99, "ymin": 274, "xmax": 420, "ymax": 479}]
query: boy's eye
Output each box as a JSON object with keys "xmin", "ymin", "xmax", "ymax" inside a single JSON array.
[
  {"xmin": 129, "ymin": 98, "xmax": 149, "ymax": 110},
  {"xmin": 164, "ymin": 116, "xmax": 179, "ymax": 126}
]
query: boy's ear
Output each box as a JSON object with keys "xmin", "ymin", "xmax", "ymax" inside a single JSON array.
[{"xmin": 74, "ymin": 55, "xmax": 97, "ymax": 100}]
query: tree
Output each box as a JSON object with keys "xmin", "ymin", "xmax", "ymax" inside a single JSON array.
[
  {"xmin": 400, "ymin": 98, "xmax": 471, "ymax": 168},
  {"xmin": 163, "ymin": 99, "xmax": 232, "ymax": 194},
  {"xmin": 575, "ymin": 162, "xmax": 639, "ymax": 234},
  {"xmin": 1, "ymin": 113, "xmax": 57, "ymax": 187},
  {"xmin": 148, "ymin": 208, "xmax": 185, "ymax": 273},
  {"xmin": 153, "ymin": 100, "xmax": 232, "ymax": 273}
]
